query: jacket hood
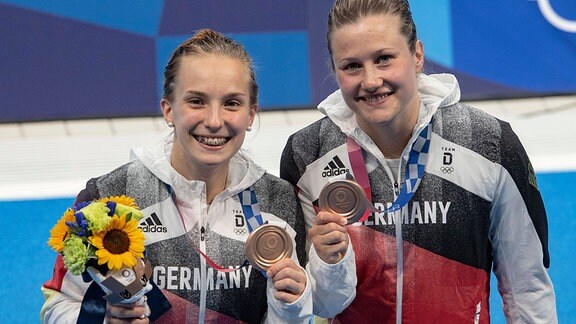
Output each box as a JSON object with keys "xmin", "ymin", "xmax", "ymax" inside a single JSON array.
[
  {"xmin": 130, "ymin": 135, "xmax": 265, "ymax": 203},
  {"xmin": 318, "ymin": 73, "xmax": 461, "ymax": 136}
]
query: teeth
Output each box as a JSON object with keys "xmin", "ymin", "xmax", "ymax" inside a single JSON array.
[
  {"xmin": 195, "ymin": 136, "xmax": 229, "ymax": 146},
  {"xmin": 365, "ymin": 94, "xmax": 388, "ymax": 102}
]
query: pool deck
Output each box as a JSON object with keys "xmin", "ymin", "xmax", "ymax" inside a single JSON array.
[{"xmin": 1, "ymin": 95, "xmax": 575, "ymax": 200}]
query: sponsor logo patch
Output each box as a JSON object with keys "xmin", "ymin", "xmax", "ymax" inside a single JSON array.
[
  {"xmin": 139, "ymin": 212, "xmax": 168, "ymax": 233},
  {"xmin": 322, "ymin": 156, "xmax": 350, "ymax": 177}
]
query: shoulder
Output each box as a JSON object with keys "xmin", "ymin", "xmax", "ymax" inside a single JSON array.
[
  {"xmin": 77, "ymin": 160, "xmax": 152, "ymax": 201},
  {"xmin": 252, "ymin": 172, "xmax": 301, "ymax": 218},
  {"xmin": 281, "ymin": 117, "xmax": 348, "ymax": 186},
  {"xmin": 282, "ymin": 116, "xmax": 345, "ymax": 171},
  {"xmin": 95, "ymin": 160, "xmax": 151, "ymax": 190},
  {"xmin": 286, "ymin": 116, "xmax": 341, "ymax": 144},
  {"xmin": 439, "ymin": 102, "xmax": 502, "ymax": 128},
  {"xmin": 254, "ymin": 173, "xmax": 297, "ymax": 200},
  {"xmin": 435, "ymin": 102, "xmax": 516, "ymax": 162}
]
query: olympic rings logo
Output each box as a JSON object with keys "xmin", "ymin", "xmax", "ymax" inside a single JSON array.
[
  {"xmin": 440, "ymin": 166, "xmax": 454, "ymax": 174},
  {"xmin": 234, "ymin": 228, "xmax": 247, "ymax": 235},
  {"xmin": 537, "ymin": 0, "xmax": 576, "ymax": 33}
]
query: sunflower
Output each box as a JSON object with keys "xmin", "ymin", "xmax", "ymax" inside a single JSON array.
[
  {"xmin": 47, "ymin": 208, "xmax": 76, "ymax": 252},
  {"xmin": 99, "ymin": 195, "xmax": 138, "ymax": 208},
  {"xmin": 90, "ymin": 213, "xmax": 145, "ymax": 271},
  {"xmin": 99, "ymin": 195, "xmax": 144, "ymax": 222}
]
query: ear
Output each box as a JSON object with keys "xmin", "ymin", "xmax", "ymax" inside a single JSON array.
[
  {"xmin": 414, "ymin": 40, "xmax": 424, "ymax": 73},
  {"xmin": 160, "ymin": 98, "xmax": 173, "ymax": 124},
  {"xmin": 249, "ymin": 103, "xmax": 257, "ymax": 126}
]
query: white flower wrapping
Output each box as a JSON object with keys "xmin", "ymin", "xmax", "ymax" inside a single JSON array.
[{"xmin": 87, "ymin": 258, "xmax": 153, "ymax": 305}]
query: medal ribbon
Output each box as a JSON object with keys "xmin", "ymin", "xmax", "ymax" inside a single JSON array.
[
  {"xmin": 346, "ymin": 120, "xmax": 432, "ymax": 215},
  {"xmin": 238, "ymin": 186, "xmax": 264, "ymax": 232},
  {"xmin": 346, "ymin": 137, "xmax": 373, "ymax": 223},
  {"xmin": 169, "ymin": 186, "xmax": 263, "ymax": 273}
]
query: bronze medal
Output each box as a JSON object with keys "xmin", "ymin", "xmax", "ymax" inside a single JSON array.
[
  {"xmin": 244, "ymin": 224, "xmax": 293, "ymax": 272},
  {"xmin": 318, "ymin": 179, "xmax": 368, "ymax": 224}
]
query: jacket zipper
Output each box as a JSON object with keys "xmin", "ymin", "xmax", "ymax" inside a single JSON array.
[
  {"xmin": 199, "ymin": 225, "xmax": 207, "ymax": 323},
  {"xmin": 394, "ymin": 160, "xmax": 403, "ymax": 324}
]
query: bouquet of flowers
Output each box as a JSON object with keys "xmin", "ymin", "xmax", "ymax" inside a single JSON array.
[{"xmin": 48, "ymin": 195, "xmax": 152, "ymax": 304}]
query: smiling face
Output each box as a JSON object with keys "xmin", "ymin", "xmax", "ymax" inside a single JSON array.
[
  {"xmin": 330, "ymin": 13, "xmax": 423, "ymax": 135},
  {"xmin": 161, "ymin": 54, "xmax": 256, "ymax": 179}
]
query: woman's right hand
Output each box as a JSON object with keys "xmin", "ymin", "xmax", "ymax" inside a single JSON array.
[
  {"xmin": 105, "ymin": 301, "xmax": 150, "ymax": 323},
  {"xmin": 309, "ymin": 211, "xmax": 349, "ymax": 264}
]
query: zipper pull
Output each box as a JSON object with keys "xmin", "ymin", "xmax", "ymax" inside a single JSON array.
[
  {"xmin": 394, "ymin": 182, "xmax": 400, "ymax": 195},
  {"xmin": 200, "ymin": 226, "xmax": 205, "ymax": 241}
]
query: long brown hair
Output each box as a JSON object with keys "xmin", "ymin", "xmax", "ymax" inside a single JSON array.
[
  {"xmin": 162, "ymin": 29, "xmax": 258, "ymax": 105},
  {"xmin": 327, "ymin": 0, "xmax": 418, "ymax": 63}
]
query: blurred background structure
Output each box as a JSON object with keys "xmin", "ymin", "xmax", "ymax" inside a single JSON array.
[{"xmin": 1, "ymin": 1, "xmax": 575, "ymax": 323}]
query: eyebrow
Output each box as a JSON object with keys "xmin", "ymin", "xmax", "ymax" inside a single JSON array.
[{"xmin": 183, "ymin": 90, "xmax": 248, "ymax": 99}]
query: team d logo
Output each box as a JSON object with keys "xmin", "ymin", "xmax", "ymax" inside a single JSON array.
[
  {"xmin": 443, "ymin": 152, "xmax": 452, "ymax": 165},
  {"xmin": 441, "ymin": 152, "xmax": 454, "ymax": 174}
]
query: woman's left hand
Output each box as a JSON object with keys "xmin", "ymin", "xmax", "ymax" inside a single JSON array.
[{"xmin": 266, "ymin": 258, "xmax": 307, "ymax": 303}]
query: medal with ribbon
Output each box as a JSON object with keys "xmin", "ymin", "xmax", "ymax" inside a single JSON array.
[
  {"xmin": 171, "ymin": 186, "xmax": 291, "ymax": 275},
  {"xmin": 345, "ymin": 120, "xmax": 432, "ymax": 217}
]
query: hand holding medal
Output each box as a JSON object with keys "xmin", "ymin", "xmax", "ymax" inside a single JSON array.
[
  {"xmin": 244, "ymin": 223, "xmax": 307, "ymax": 304},
  {"xmin": 244, "ymin": 223, "xmax": 293, "ymax": 273},
  {"xmin": 318, "ymin": 176, "xmax": 372, "ymax": 224},
  {"xmin": 310, "ymin": 175, "xmax": 373, "ymax": 264}
]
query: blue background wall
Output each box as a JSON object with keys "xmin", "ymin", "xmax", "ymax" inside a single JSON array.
[{"xmin": 1, "ymin": 0, "xmax": 575, "ymax": 122}]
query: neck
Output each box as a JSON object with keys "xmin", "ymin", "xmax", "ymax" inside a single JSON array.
[
  {"xmin": 359, "ymin": 116, "xmax": 417, "ymax": 160},
  {"xmin": 170, "ymin": 157, "xmax": 229, "ymax": 204},
  {"xmin": 202, "ymin": 171, "xmax": 228, "ymax": 204},
  {"xmin": 358, "ymin": 98, "xmax": 421, "ymax": 159},
  {"xmin": 374, "ymin": 128, "xmax": 411, "ymax": 159}
]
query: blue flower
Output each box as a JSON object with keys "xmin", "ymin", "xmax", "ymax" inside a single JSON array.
[
  {"xmin": 106, "ymin": 201, "xmax": 117, "ymax": 216},
  {"xmin": 66, "ymin": 211, "xmax": 89, "ymax": 237}
]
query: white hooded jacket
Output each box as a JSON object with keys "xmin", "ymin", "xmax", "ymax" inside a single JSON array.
[
  {"xmin": 281, "ymin": 73, "xmax": 557, "ymax": 323},
  {"xmin": 42, "ymin": 137, "xmax": 313, "ymax": 323}
]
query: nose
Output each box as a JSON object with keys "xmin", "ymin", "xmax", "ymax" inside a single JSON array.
[
  {"xmin": 205, "ymin": 106, "xmax": 223, "ymax": 130},
  {"xmin": 361, "ymin": 65, "xmax": 382, "ymax": 92}
]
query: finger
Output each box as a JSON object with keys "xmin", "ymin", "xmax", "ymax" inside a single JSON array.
[
  {"xmin": 313, "ymin": 236, "xmax": 349, "ymax": 264},
  {"xmin": 273, "ymin": 289, "xmax": 301, "ymax": 304},
  {"xmin": 271, "ymin": 273, "xmax": 306, "ymax": 304},
  {"xmin": 106, "ymin": 302, "xmax": 149, "ymax": 321},
  {"xmin": 317, "ymin": 242, "xmax": 347, "ymax": 256},
  {"xmin": 314, "ymin": 211, "xmax": 347, "ymax": 226},
  {"xmin": 106, "ymin": 316, "xmax": 149, "ymax": 324},
  {"xmin": 269, "ymin": 264, "xmax": 306, "ymax": 283},
  {"xmin": 308, "ymin": 222, "xmax": 348, "ymax": 241},
  {"xmin": 106, "ymin": 317, "xmax": 149, "ymax": 324},
  {"xmin": 310, "ymin": 226, "xmax": 348, "ymax": 247},
  {"xmin": 273, "ymin": 274, "xmax": 306, "ymax": 293},
  {"xmin": 266, "ymin": 258, "xmax": 301, "ymax": 279}
]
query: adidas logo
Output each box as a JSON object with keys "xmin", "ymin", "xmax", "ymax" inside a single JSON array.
[
  {"xmin": 139, "ymin": 212, "xmax": 168, "ymax": 233},
  {"xmin": 322, "ymin": 156, "xmax": 350, "ymax": 177}
]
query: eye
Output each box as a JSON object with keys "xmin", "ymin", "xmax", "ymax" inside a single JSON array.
[
  {"xmin": 342, "ymin": 62, "xmax": 362, "ymax": 72},
  {"xmin": 376, "ymin": 55, "xmax": 392, "ymax": 65},
  {"xmin": 224, "ymin": 99, "xmax": 243, "ymax": 110},
  {"xmin": 187, "ymin": 97, "xmax": 204, "ymax": 106}
]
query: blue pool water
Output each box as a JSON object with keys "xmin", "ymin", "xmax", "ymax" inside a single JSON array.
[{"xmin": 1, "ymin": 172, "xmax": 573, "ymax": 323}]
